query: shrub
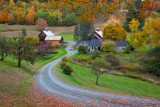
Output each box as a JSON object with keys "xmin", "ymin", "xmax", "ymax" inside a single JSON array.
[
  {"xmin": 105, "ymin": 54, "xmax": 120, "ymax": 67},
  {"xmin": 62, "ymin": 63, "xmax": 73, "ymax": 75},
  {"xmin": 124, "ymin": 45, "xmax": 131, "ymax": 54},
  {"xmin": 142, "ymin": 45, "xmax": 160, "ymax": 77},
  {"xmin": 60, "ymin": 61, "xmax": 67, "ymax": 68},
  {"xmin": 92, "ymin": 50, "xmax": 100, "ymax": 59},
  {"xmin": 51, "ymin": 41, "xmax": 61, "ymax": 48},
  {"xmin": 62, "ymin": 56, "xmax": 67, "ymax": 62},
  {"xmin": 78, "ymin": 46, "xmax": 87, "ymax": 54}
]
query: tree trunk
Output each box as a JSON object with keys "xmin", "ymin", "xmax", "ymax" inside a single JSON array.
[
  {"xmin": 1, "ymin": 53, "xmax": 4, "ymax": 61},
  {"xmin": 18, "ymin": 59, "xmax": 21, "ymax": 67},
  {"xmin": 96, "ymin": 75, "xmax": 99, "ymax": 85}
]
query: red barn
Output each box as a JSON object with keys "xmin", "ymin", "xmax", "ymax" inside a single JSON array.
[{"xmin": 93, "ymin": 28, "xmax": 104, "ymax": 40}]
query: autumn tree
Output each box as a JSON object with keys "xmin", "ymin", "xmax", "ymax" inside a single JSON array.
[
  {"xmin": 17, "ymin": 11, "xmax": 25, "ymax": 23},
  {"xmin": 12, "ymin": 38, "xmax": 36, "ymax": 67},
  {"xmin": 0, "ymin": 37, "xmax": 12, "ymax": 61},
  {"xmin": 103, "ymin": 23, "xmax": 127, "ymax": 41},
  {"xmin": 36, "ymin": 18, "xmax": 47, "ymax": 31},
  {"xmin": 51, "ymin": 0, "xmax": 119, "ymax": 22},
  {"xmin": 24, "ymin": 36, "xmax": 39, "ymax": 46},
  {"xmin": 0, "ymin": 0, "xmax": 4, "ymax": 5},
  {"xmin": 129, "ymin": 19, "xmax": 140, "ymax": 34},
  {"xmin": 101, "ymin": 40, "xmax": 117, "ymax": 52},
  {"xmin": 91, "ymin": 58, "xmax": 108, "ymax": 85},
  {"xmin": 48, "ymin": 10, "xmax": 62, "ymax": 26},
  {"xmin": 26, "ymin": 13, "xmax": 34, "ymax": 24},
  {"xmin": 123, "ymin": 9, "xmax": 145, "ymax": 32},
  {"xmin": 129, "ymin": 31, "xmax": 149, "ymax": 48},
  {"xmin": 9, "ymin": 0, "xmax": 14, "ymax": 5},
  {"xmin": 142, "ymin": 17, "xmax": 160, "ymax": 48}
]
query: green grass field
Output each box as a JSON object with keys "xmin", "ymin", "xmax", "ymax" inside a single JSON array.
[
  {"xmin": 0, "ymin": 46, "xmax": 67, "ymax": 106},
  {"xmin": 55, "ymin": 53, "xmax": 160, "ymax": 98},
  {"xmin": 56, "ymin": 33, "xmax": 74, "ymax": 41}
]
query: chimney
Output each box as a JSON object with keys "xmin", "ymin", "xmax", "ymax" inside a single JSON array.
[{"xmin": 96, "ymin": 28, "xmax": 100, "ymax": 31}]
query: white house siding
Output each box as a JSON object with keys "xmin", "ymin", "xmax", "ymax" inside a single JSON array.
[
  {"xmin": 88, "ymin": 46, "xmax": 101, "ymax": 52},
  {"xmin": 115, "ymin": 46, "xmax": 126, "ymax": 52}
]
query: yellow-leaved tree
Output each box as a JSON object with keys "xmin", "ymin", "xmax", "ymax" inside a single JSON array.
[
  {"xmin": 129, "ymin": 19, "xmax": 140, "ymax": 34},
  {"xmin": 101, "ymin": 40, "xmax": 117, "ymax": 52},
  {"xmin": 103, "ymin": 23, "xmax": 127, "ymax": 41},
  {"xmin": 142, "ymin": 17, "xmax": 160, "ymax": 48},
  {"xmin": 24, "ymin": 36, "xmax": 39, "ymax": 46},
  {"xmin": 9, "ymin": 0, "xmax": 14, "ymax": 5}
]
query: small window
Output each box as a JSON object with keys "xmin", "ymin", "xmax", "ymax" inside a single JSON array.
[
  {"xmin": 122, "ymin": 48, "xmax": 125, "ymax": 50},
  {"xmin": 98, "ymin": 47, "xmax": 100, "ymax": 50},
  {"xmin": 92, "ymin": 47, "xmax": 93, "ymax": 49}
]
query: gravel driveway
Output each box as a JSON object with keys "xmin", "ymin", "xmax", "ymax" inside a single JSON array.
[{"xmin": 36, "ymin": 41, "xmax": 160, "ymax": 107}]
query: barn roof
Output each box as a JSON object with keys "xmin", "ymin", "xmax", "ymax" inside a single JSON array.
[
  {"xmin": 43, "ymin": 30, "xmax": 55, "ymax": 37},
  {"xmin": 45, "ymin": 36, "xmax": 62, "ymax": 41}
]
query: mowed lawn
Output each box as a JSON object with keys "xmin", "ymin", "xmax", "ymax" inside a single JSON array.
[
  {"xmin": 0, "ymin": 46, "xmax": 67, "ymax": 106},
  {"xmin": 56, "ymin": 33, "xmax": 74, "ymax": 41},
  {"xmin": 55, "ymin": 54, "xmax": 160, "ymax": 98}
]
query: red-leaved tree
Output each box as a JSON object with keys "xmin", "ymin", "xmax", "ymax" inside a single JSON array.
[{"xmin": 36, "ymin": 18, "xmax": 47, "ymax": 31}]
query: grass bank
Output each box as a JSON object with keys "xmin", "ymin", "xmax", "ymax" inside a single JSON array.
[
  {"xmin": 0, "ymin": 46, "xmax": 67, "ymax": 106},
  {"xmin": 54, "ymin": 53, "xmax": 160, "ymax": 98}
]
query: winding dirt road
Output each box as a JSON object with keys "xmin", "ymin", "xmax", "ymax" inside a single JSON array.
[{"xmin": 36, "ymin": 42, "xmax": 160, "ymax": 107}]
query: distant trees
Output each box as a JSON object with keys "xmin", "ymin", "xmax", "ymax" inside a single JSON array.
[
  {"xmin": 36, "ymin": 18, "xmax": 47, "ymax": 31},
  {"xmin": 103, "ymin": 23, "xmax": 127, "ymax": 41}
]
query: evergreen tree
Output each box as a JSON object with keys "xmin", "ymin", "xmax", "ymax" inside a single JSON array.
[
  {"xmin": 123, "ymin": 9, "xmax": 145, "ymax": 32},
  {"xmin": 22, "ymin": 28, "xmax": 27, "ymax": 37},
  {"xmin": 74, "ymin": 23, "xmax": 80, "ymax": 41},
  {"xmin": 74, "ymin": 21, "xmax": 94, "ymax": 41}
]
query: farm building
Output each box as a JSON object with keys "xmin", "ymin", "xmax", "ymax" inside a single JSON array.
[
  {"xmin": 77, "ymin": 39, "xmax": 128, "ymax": 52},
  {"xmin": 38, "ymin": 28, "xmax": 64, "ymax": 44}
]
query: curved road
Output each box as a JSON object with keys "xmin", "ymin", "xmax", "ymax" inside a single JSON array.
[{"xmin": 36, "ymin": 42, "xmax": 160, "ymax": 107}]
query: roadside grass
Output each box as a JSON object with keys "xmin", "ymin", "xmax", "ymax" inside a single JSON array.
[
  {"xmin": 55, "ymin": 53, "xmax": 160, "ymax": 98},
  {"xmin": 56, "ymin": 33, "xmax": 74, "ymax": 41},
  {"xmin": 0, "ymin": 46, "xmax": 67, "ymax": 106}
]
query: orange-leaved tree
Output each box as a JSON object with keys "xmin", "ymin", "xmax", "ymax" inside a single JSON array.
[
  {"xmin": 139, "ymin": 0, "xmax": 160, "ymax": 18},
  {"xmin": 26, "ymin": 13, "xmax": 34, "ymax": 24},
  {"xmin": 9, "ymin": 0, "xmax": 15, "ymax": 5},
  {"xmin": 103, "ymin": 23, "xmax": 127, "ymax": 41},
  {"xmin": 17, "ymin": 11, "xmax": 25, "ymax": 23}
]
